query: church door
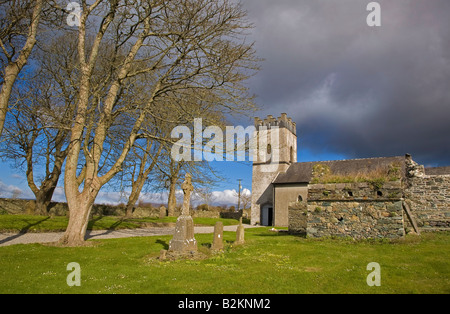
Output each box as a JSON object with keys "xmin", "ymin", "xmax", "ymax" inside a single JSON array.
[
  {"xmin": 261, "ymin": 204, "xmax": 274, "ymax": 226},
  {"xmin": 268, "ymin": 207, "xmax": 273, "ymax": 226}
]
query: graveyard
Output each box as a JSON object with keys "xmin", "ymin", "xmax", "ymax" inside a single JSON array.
[
  {"xmin": 0, "ymin": 225, "xmax": 449, "ymax": 294},
  {"xmin": 1, "ymin": 173, "xmax": 449, "ymax": 294},
  {"xmin": 1, "ymin": 0, "xmax": 450, "ymax": 297}
]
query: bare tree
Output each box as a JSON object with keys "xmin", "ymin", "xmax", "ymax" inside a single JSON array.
[
  {"xmin": 1, "ymin": 80, "xmax": 72, "ymax": 214},
  {"xmin": 1, "ymin": 33, "xmax": 79, "ymax": 215},
  {"xmin": 240, "ymin": 190, "xmax": 251, "ymax": 210},
  {"xmin": 58, "ymin": 0, "xmax": 258, "ymax": 246},
  {"xmin": 123, "ymin": 137, "xmax": 163, "ymax": 217},
  {"xmin": 195, "ymin": 186, "xmax": 216, "ymax": 211}
]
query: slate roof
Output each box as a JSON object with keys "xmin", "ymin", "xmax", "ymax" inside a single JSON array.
[{"xmin": 273, "ymin": 156, "xmax": 406, "ymax": 184}]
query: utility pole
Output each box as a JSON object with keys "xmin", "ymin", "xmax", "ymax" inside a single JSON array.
[{"xmin": 237, "ymin": 179, "xmax": 242, "ymax": 211}]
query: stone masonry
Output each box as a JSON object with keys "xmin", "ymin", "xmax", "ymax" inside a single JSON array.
[
  {"xmin": 403, "ymin": 154, "xmax": 450, "ymax": 230},
  {"xmin": 405, "ymin": 175, "xmax": 450, "ymax": 230},
  {"xmin": 289, "ymin": 182, "xmax": 405, "ymax": 239}
]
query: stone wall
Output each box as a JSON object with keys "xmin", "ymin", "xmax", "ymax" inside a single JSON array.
[
  {"xmin": 289, "ymin": 182, "xmax": 405, "ymax": 239},
  {"xmin": 0, "ymin": 198, "xmax": 157, "ymax": 217},
  {"xmin": 0, "ymin": 198, "xmax": 243, "ymax": 219},
  {"xmin": 405, "ymin": 175, "xmax": 450, "ymax": 230},
  {"xmin": 288, "ymin": 201, "xmax": 307, "ymax": 234}
]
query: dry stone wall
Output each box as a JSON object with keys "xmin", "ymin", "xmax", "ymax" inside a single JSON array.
[
  {"xmin": 405, "ymin": 175, "xmax": 450, "ymax": 230},
  {"xmin": 288, "ymin": 202, "xmax": 307, "ymax": 234},
  {"xmin": 289, "ymin": 182, "xmax": 405, "ymax": 239}
]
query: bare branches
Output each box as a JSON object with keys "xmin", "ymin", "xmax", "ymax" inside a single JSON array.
[
  {"xmin": 0, "ymin": 0, "xmax": 44, "ymax": 137},
  {"xmin": 0, "ymin": 0, "xmax": 260, "ymax": 244}
]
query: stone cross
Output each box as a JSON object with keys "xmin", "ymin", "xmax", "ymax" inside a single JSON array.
[
  {"xmin": 168, "ymin": 173, "xmax": 197, "ymax": 254},
  {"xmin": 181, "ymin": 173, "xmax": 193, "ymax": 216}
]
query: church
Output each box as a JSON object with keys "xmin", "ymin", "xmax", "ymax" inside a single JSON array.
[{"xmin": 250, "ymin": 114, "xmax": 450, "ymax": 237}]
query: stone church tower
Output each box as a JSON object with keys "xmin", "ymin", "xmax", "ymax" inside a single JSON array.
[{"xmin": 251, "ymin": 113, "xmax": 297, "ymax": 226}]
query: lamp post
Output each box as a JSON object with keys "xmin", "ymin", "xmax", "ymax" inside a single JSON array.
[{"xmin": 237, "ymin": 179, "xmax": 242, "ymax": 211}]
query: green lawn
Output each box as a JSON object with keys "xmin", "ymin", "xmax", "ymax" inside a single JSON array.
[
  {"xmin": 0, "ymin": 227, "xmax": 449, "ymax": 294},
  {"xmin": 0, "ymin": 214, "xmax": 241, "ymax": 233}
]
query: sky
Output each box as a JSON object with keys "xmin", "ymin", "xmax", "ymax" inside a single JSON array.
[
  {"xmin": 243, "ymin": 0, "xmax": 450, "ymax": 165},
  {"xmin": 1, "ymin": 0, "xmax": 450, "ymax": 206}
]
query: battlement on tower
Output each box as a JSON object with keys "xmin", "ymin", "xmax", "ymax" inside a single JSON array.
[{"xmin": 254, "ymin": 113, "xmax": 296, "ymax": 136}]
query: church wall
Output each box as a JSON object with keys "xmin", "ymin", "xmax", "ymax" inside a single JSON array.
[
  {"xmin": 274, "ymin": 184, "xmax": 308, "ymax": 227},
  {"xmin": 251, "ymin": 114, "xmax": 297, "ymax": 225},
  {"xmin": 251, "ymin": 162, "xmax": 291, "ymax": 225}
]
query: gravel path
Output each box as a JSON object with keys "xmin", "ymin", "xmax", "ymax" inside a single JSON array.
[{"xmin": 0, "ymin": 224, "xmax": 258, "ymax": 247}]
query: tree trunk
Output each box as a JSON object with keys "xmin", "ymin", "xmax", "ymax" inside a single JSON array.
[
  {"xmin": 29, "ymin": 155, "xmax": 64, "ymax": 216},
  {"xmin": 34, "ymin": 188, "xmax": 55, "ymax": 216},
  {"xmin": 0, "ymin": 0, "xmax": 43, "ymax": 137},
  {"xmin": 167, "ymin": 178, "xmax": 177, "ymax": 217},
  {"xmin": 59, "ymin": 190, "xmax": 97, "ymax": 246},
  {"xmin": 0, "ymin": 67, "xmax": 15, "ymax": 138},
  {"xmin": 125, "ymin": 183, "xmax": 142, "ymax": 217},
  {"xmin": 125, "ymin": 140, "xmax": 160, "ymax": 217}
]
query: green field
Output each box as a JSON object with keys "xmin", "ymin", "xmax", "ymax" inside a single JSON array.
[
  {"xmin": 0, "ymin": 227, "xmax": 449, "ymax": 294},
  {"xmin": 0, "ymin": 214, "xmax": 241, "ymax": 233}
]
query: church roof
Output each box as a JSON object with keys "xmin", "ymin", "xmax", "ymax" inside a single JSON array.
[{"xmin": 273, "ymin": 156, "xmax": 406, "ymax": 184}]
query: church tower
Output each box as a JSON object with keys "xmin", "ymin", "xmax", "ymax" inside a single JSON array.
[{"xmin": 251, "ymin": 113, "xmax": 297, "ymax": 226}]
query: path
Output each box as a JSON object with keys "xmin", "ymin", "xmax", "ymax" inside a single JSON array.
[{"xmin": 0, "ymin": 224, "xmax": 258, "ymax": 247}]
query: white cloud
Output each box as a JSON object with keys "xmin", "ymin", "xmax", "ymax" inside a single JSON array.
[
  {"xmin": 0, "ymin": 180, "xmax": 28, "ymax": 199},
  {"xmin": 7, "ymin": 182, "xmax": 252, "ymax": 208},
  {"xmin": 56, "ymin": 187, "xmax": 253, "ymax": 207}
]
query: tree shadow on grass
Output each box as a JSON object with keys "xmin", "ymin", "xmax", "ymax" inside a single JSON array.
[
  {"xmin": 85, "ymin": 217, "xmax": 128, "ymax": 240},
  {"xmin": 0, "ymin": 216, "xmax": 50, "ymax": 245}
]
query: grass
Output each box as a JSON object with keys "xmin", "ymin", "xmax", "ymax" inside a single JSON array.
[
  {"xmin": 0, "ymin": 228, "xmax": 449, "ymax": 294},
  {"xmin": 0, "ymin": 214, "xmax": 241, "ymax": 233},
  {"xmin": 310, "ymin": 163, "xmax": 402, "ymax": 185}
]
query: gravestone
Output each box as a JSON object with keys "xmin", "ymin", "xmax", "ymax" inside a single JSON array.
[
  {"xmin": 235, "ymin": 217, "xmax": 245, "ymax": 245},
  {"xmin": 159, "ymin": 205, "xmax": 167, "ymax": 219},
  {"xmin": 211, "ymin": 221, "xmax": 224, "ymax": 251},
  {"xmin": 168, "ymin": 174, "xmax": 197, "ymax": 254}
]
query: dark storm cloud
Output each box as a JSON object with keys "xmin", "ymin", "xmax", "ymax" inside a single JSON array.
[{"xmin": 243, "ymin": 0, "xmax": 450, "ymax": 166}]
